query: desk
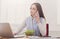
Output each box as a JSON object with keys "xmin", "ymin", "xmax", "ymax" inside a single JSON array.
[
  {"xmin": 0, "ymin": 37, "xmax": 29, "ymax": 39},
  {"xmin": 0, "ymin": 36, "xmax": 58, "ymax": 39}
]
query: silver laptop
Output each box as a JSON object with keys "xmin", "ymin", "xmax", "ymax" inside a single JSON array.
[{"xmin": 0, "ymin": 23, "xmax": 14, "ymax": 38}]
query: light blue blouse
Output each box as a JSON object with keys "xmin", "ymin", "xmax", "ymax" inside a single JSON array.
[{"xmin": 25, "ymin": 16, "xmax": 45, "ymax": 36}]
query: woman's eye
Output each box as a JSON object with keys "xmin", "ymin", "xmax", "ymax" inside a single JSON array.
[
  {"xmin": 30, "ymin": 7, "xmax": 35, "ymax": 10},
  {"xmin": 33, "ymin": 8, "xmax": 36, "ymax": 10}
]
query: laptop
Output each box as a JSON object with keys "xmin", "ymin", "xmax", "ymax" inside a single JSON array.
[{"xmin": 0, "ymin": 23, "xmax": 14, "ymax": 38}]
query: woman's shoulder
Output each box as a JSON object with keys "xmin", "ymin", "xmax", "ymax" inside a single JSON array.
[
  {"xmin": 25, "ymin": 16, "xmax": 32, "ymax": 22},
  {"xmin": 26, "ymin": 16, "xmax": 32, "ymax": 19}
]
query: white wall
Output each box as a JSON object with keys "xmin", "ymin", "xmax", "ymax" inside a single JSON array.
[
  {"xmin": 0, "ymin": 0, "xmax": 37, "ymax": 24},
  {"xmin": 57, "ymin": 0, "xmax": 60, "ymax": 24},
  {"xmin": 57, "ymin": 0, "xmax": 60, "ymax": 31},
  {"xmin": 0, "ymin": 0, "xmax": 1, "ymax": 13}
]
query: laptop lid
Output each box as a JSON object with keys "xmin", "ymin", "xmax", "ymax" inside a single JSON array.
[{"xmin": 0, "ymin": 23, "xmax": 14, "ymax": 38}]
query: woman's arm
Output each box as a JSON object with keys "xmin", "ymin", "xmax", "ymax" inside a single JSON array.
[
  {"xmin": 33, "ymin": 11, "xmax": 46, "ymax": 36},
  {"xmin": 37, "ymin": 18, "xmax": 46, "ymax": 36},
  {"xmin": 13, "ymin": 20, "xmax": 27, "ymax": 35}
]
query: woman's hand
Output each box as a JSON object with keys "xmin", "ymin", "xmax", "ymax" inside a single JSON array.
[
  {"xmin": 13, "ymin": 32, "xmax": 17, "ymax": 35},
  {"xmin": 34, "ymin": 11, "xmax": 40, "ymax": 23}
]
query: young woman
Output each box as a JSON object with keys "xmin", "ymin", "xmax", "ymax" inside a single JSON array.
[{"xmin": 14, "ymin": 3, "xmax": 46, "ymax": 36}]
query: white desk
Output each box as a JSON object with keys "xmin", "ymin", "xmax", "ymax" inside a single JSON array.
[{"xmin": 0, "ymin": 36, "xmax": 58, "ymax": 39}]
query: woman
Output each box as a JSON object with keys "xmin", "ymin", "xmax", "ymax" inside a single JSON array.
[{"xmin": 14, "ymin": 3, "xmax": 46, "ymax": 36}]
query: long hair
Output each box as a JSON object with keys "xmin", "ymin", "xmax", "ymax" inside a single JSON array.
[{"xmin": 32, "ymin": 3, "xmax": 45, "ymax": 19}]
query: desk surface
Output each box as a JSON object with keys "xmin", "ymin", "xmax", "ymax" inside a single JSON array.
[
  {"xmin": 0, "ymin": 37, "xmax": 29, "ymax": 39},
  {"xmin": 2, "ymin": 38, "xmax": 57, "ymax": 39},
  {"xmin": 0, "ymin": 36, "xmax": 58, "ymax": 39}
]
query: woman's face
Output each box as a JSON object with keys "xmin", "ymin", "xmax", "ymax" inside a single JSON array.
[{"xmin": 30, "ymin": 4, "xmax": 37, "ymax": 16}]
